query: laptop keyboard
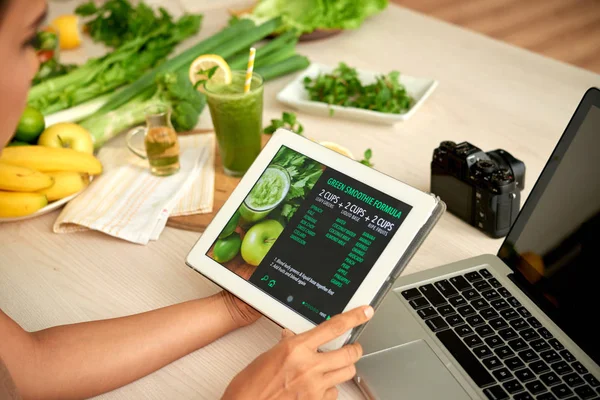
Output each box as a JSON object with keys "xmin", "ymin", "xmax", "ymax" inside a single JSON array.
[{"xmin": 401, "ymin": 268, "xmax": 600, "ymax": 400}]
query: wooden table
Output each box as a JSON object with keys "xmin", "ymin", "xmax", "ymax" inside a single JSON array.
[{"xmin": 2, "ymin": 3, "xmax": 599, "ymax": 399}]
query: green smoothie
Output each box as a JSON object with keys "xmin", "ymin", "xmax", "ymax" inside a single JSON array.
[
  {"xmin": 205, "ymin": 71, "xmax": 264, "ymax": 176},
  {"xmin": 239, "ymin": 165, "xmax": 290, "ymax": 222}
]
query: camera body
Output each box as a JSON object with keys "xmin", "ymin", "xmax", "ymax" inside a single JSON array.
[{"xmin": 430, "ymin": 141, "xmax": 525, "ymax": 238}]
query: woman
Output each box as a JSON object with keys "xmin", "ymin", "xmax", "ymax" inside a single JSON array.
[{"xmin": 0, "ymin": 1, "xmax": 374, "ymax": 399}]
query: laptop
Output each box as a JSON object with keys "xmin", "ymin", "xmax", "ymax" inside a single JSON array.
[{"xmin": 354, "ymin": 87, "xmax": 600, "ymax": 400}]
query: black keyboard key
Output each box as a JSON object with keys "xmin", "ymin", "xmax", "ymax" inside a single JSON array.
[
  {"xmin": 401, "ymin": 288, "xmax": 421, "ymax": 300},
  {"xmin": 510, "ymin": 318, "xmax": 529, "ymax": 331},
  {"xmin": 450, "ymin": 276, "xmax": 471, "ymax": 291},
  {"xmin": 548, "ymin": 339, "xmax": 563, "ymax": 351},
  {"xmin": 506, "ymin": 357, "xmax": 526, "ymax": 371},
  {"xmin": 466, "ymin": 315, "xmax": 485, "ymax": 327},
  {"xmin": 490, "ymin": 318, "xmax": 509, "ymax": 330},
  {"xmin": 541, "ymin": 350, "xmax": 561, "ymax": 364},
  {"xmin": 483, "ymin": 356, "xmax": 503, "ymax": 370},
  {"xmin": 500, "ymin": 308, "xmax": 519, "ymax": 320},
  {"xmin": 491, "ymin": 299, "xmax": 510, "ymax": 311},
  {"xmin": 520, "ymin": 328, "xmax": 540, "ymax": 341},
  {"xmin": 426, "ymin": 316, "xmax": 449, "ymax": 332},
  {"xmin": 479, "ymin": 268, "xmax": 492, "ymax": 279},
  {"xmin": 493, "ymin": 368, "xmax": 513, "ymax": 382},
  {"xmin": 563, "ymin": 373, "xmax": 584, "ymax": 388},
  {"xmin": 519, "ymin": 349, "xmax": 539, "ymax": 363},
  {"xmin": 537, "ymin": 393, "xmax": 557, "ymax": 400},
  {"xmin": 465, "ymin": 271, "xmax": 483, "ymax": 282},
  {"xmin": 449, "ymin": 295, "xmax": 467, "ymax": 307},
  {"xmin": 515, "ymin": 368, "xmax": 535, "ymax": 382},
  {"xmin": 485, "ymin": 335, "xmax": 504, "ymax": 348},
  {"xmin": 530, "ymin": 339, "xmax": 550, "ymax": 352},
  {"xmin": 456, "ymin": 325, "xmax": 475, "ymax": 337},
  {"xmin": 497, "ymin": 287, "xmax": 511, "ymax": 297},
  {"xmin": 507, "ymin": 297, "xmax": 521, "ymax": 308},
  {"xmin": 481, "ymin": 307, "xmax": 500, "ymax": 320},
  {"xmin": 530, "ymin": 360, "xmax": 550, "ymax": 374},
  {"xmin": 476, "ymin": 325, "xmax": 494, "ymax": 338},
  {"xmin": 559, "ymin": 350, "xmax": 575, "ymax": 363},
  {"xmin": 464, "ymin": 335, "xmax": 484, "ymax": 348},
  {"xmin": 436, "ymin": 329, "xmax": 495, "ymax": 387},
  {"xmin": 482, "ymin": 290, "xmax": 501, "ymax": 301},
  {"xmin": 474, "ymin": 280, "xmax": 492, "ymax": 292},
  {"xmin": 409, "ymin": 297, "xmax": 429, "ymax": 309},
  {"xmin": 575, "ymin": 385, "xmax": 597, "ymax": 399},
  {"xmin": 495, "ymin": 345, "xmax": 515, "ymax": 359},
  {"xmin": 474, "ymin": 345, "xmax": 494, "ymax": 359},
  {"xmin": 538, "ymin": 328, "xmax": 553, "ymax": 340},
  {"xmin": 572, "ymin": 362, "xmax": 588, "ymax": 375},
  {"xmin": 583, "ymin": 374, "xmax": 600, "ymax": 387},
  {"xmin": 517, "ymin": 307, "xmax": 532, "ymax": 318},
  {"xmin": 508, "ymin": 338, "xmax": 529, "ymax": 352},
  {"xmin": 457, "ymin": 305, "xmax": 477, "ymax": 317},
  {"xmin": 541, "ymin": 372, "xmax": 561, "ymax": 386},
  {"xmin": 437, "ymin": 304, "xmax": 455, "ymax": 317},
  {"xmin": 419, "ymin": 284, "xmax": 447, "ymax": 307},
  {"xmin": 484, "ymin": 385, "xmax": 509, "ymax": 400},
  {"xmin": 514, "ymin": 392, "xmax": 533, "ymax": 400},
  {"xmin": 463, "ymin": 289, "xmax": 480, "ymax": 301},
  {"xmin": 417, "ymin": 307, "xmax": 438, "ymax": 319},
  {"xmin": 551, "ymin": 361, "xmax": 572, "ymax": 376},
  {"xmin": 445, "ymin": 314, "xmax": 465, "ymax": 327},
  {"xmin": 503, "ymin": 379, "xmax": 524, "ymax": 394},
  {"xmin": 471, "ymin": 298, "xmax": 489, "ymax": 311},
  {"xmin": 498, "ymin": 328, "xmax": 519, "ymax": 341},
  {"xmin": 527, "ymin": 317, "xmax": 542, "ymax": 329},
  {"xmin": 434, "ymin": 280, "xmax": 459, "ymax": 298},
  {"xmin": 489, "ymin": 277, "xmax": 502, "ymax": 288},
  {"xmin": 550, "ymin": 384, "xmax": 572, "ymax": 399},
  {"xmin": 526, "ymin": 380, "xmax": 546, "ymax": 395}
]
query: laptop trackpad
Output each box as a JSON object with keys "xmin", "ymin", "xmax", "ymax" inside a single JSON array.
[{"xmin": 356, "ymin": 339, "xmax": 471, "ymax": 400}]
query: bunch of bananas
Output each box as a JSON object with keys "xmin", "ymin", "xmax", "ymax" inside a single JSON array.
[{"xmin": 0, "ymin": 146, "xmax": 102, "ymax": 217}]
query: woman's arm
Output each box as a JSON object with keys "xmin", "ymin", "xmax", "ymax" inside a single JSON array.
[{"xmin": 0, "ymin": 292, "xmax": 259, "ymax": 400}]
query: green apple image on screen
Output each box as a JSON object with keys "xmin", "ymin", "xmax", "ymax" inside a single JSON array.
[{"xmin": 241, "ymin": 219, "xmax": 284, "ymax": 266}]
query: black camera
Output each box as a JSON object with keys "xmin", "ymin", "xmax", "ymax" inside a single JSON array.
[{"xmin": 430, "ymin": 141, "xmax": 526, "ymax": 238}]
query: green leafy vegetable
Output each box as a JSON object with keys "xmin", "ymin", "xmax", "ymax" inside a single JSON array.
[
  {"xmin": 264, "ymin": 111, "xmax": 304, "ymax": 135},
  {"xmin": 75, "ymin": 0, "xmax": 200, "ymax": 49},
  {"xmin": 79, "ymin": 71, "xmax": 205, "ymax": 148},
  {"xmin": 193, "ymin": 66, "xmax": 218, "ymax": 90},
  {"xmin": 303, "ymin": 62, "xmax": 413, "ymax": 114},
  {"xmin": 243, "ymin": 0, "xmax": 388, "ymax": 35},
  {"xmin": 28, "ymin": 15, "xmax": 202, "ymax": 115},
  {"xmin": 359, "ymin": 148, "xmax": 374, "ymax": 167}
]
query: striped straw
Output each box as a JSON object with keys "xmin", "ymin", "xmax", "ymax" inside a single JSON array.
[{"xmin": 244, "ymin": 47, "xmax": 256, "ymax": 93}]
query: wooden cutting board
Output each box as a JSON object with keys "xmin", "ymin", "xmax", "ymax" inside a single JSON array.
[{"xmin": 166, "ymin": 132, "xmax": 272, "ymax": 233}]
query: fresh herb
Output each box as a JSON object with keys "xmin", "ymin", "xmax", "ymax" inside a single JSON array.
[
  {"xmin": 264, "ymin": 111, "xmax": 304, "ymax": 135},
  {"xmin": 303, "ymin": 62, "xmax": 413, "ymax": 114},
  {"xmin": 193, "ymin": 66, "xmax": 218, "ymax": 89},
  {"xmin": 75, "ymin": 0, "xmax": 201, "ymax": 49},
  {"xmin": 359, "ymin": 148, "xmax": 374, "ymax": 167}
]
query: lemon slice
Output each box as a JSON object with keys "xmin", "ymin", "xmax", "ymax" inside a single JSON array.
[
  {"xmin": 189, "ymin": 54, "xmax": 232, "ymax": 91},
  {"xmin": 51, "ymin": 15, "xmax": 82, "ymax": 50},
  {"xmin": 319, "ymin": 141, "xmax": 355, "ymax": 159}
]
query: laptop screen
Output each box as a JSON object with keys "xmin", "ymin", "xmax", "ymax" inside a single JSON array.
[{"xmin": 498, "ymin": 98, "xmax": 600, "ymax": 365}]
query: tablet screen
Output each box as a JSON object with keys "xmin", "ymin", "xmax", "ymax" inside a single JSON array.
[{"xmin": 207, "ymin": 145, "xmax": 412, "ymax": 323}]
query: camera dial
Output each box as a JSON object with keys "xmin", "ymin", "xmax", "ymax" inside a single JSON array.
[
  {"xmin": 474, "ymin": 159, "xmax": 496, "ymax": 174},
  {"xmin": 491, "ymin": 169, "xmax": 514, "ymax": 186}
]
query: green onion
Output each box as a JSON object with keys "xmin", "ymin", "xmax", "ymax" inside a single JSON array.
[
  {"xmin": 255, "ymin": 55, "xmax": 310, "ymax": 81},
  {"xmin": 226, "ymin": 31, "xmax": 296, "ymax": 70}
]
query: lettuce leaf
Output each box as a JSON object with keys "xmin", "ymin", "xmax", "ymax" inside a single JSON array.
[{"xmin": 247, "ymin": 0, "xmax": 388, "ymax": 34}]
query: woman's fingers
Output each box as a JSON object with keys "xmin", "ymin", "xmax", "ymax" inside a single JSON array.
[
  {"xmin": 302, "ymin": 306, "xmax": 373, "ymax": 349},
  {"xmin": 323, "ymin": 386, "xmax": 339, "ymax": 400},
  {"xmin": 280, "ymin": 328, "xmax": 295, "ymax": 340},
  {"xmin": 323, "ymin": 364, "xmax": 358, "ymax": 388},
  {"xmin": 317, "ymin": 342, "xmax": 363, "ymax": 372}
]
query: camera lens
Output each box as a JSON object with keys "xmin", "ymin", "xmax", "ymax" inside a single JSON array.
[{"xmin": 475, "ymin": 159, "xmax": 496, "ymax": 173}]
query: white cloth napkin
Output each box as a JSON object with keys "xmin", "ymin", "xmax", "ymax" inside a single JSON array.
[{"xmin": 53, "ymin": 134, "xmax": 215, "ymax": 245}]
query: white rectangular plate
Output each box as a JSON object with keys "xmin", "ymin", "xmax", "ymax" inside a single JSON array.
[{"xmin": 276, "ymin": 63, "xmax": 438, "ymax": 124}]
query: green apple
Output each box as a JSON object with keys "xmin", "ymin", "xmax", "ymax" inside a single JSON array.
[
  {"xmin": 213, "ymin": 232, "xmax": 242, "ymax": 263},
  {"xmin": 37, "ymin": 122, "xmax": 94, "ymax": 154},
  {"xmin": 219, "ymin": 210, "xmax": 241, "ymax": 239},
  {"xmin": 241, "ymin": 219, "xmax": 283, "ymax": 266}
]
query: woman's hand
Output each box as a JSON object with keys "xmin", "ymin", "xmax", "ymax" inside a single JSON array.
[
  {"xmin": 222, "ymin": 305, "xmax": 374, "ymax": 400},
  {"xmin": 218, "ymin": 291, "xmax": 262, "ymax": 328}
]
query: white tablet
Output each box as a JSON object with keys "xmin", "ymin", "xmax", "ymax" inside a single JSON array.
[{"xmin": 186, "ymin": 128, "xmax": 444, "ymax": 350}]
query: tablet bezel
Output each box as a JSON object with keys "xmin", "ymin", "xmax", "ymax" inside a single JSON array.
[{"xmin": 185, "ymin": 128, "xmax": 437, "ymax": 349}]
